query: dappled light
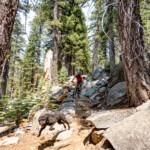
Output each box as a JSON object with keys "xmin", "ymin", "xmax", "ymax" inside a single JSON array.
[{"xmin": 0, "ymin": 0, "xmax": 150, "ymax": 149}]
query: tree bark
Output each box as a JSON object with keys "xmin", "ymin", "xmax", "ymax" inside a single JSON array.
[
  {"xmin": 118, "ymin": 0, "xmax": 150, "ymax": 106},
  {"xmin": 92, "ymin": 26, "xmax": 100, "ymax": 72},
  {"xmin": 0, "ymin": 57, "xmax": 10, "ymax": 96},
  {"xmin": 34, "ymin": 25, "xmax": 42, "ymax": 88},
  {"xmin": 107, "ymin": 0, "xmax": 115, "ymax": 71},
  {"xmin": 0, "ymin": 0, "xmax": 19, "ymax": 74},
  {"xmin": 51, "ymin": 0, "xmax": 61, "ymax": 84},
  {"xmin": 108, "ymin": 62, "xmax": 125, "ymax": 89}
]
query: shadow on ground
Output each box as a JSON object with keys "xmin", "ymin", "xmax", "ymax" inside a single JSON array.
[{"xmin": 37, "ymin": 130, "xmax": 65, "ymax": 150}]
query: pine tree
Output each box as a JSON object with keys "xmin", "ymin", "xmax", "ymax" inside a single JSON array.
[
  {"xmin": 90, "ymin": 0, "xmax": 108, "ymax": 70},
  {"xmin": 0, "ymin": 12, "xmax": 25, "ymax": 98},
  {"xmin": 0, "ymin": 0, "xmax": 19, "ymax": 74},
  {"xmin": 90, "ymin": 0, "xmax": 119, "ymax": 72},
  {"xmin": 107, "ymin": 0, "xmax": 115, "ymax": 71},
  {"xmin": 118, "ymin": 0, "xmax": 150, "ymax": 106},
  {"xmin": 31, "ymin": 0, "xmax": 90, "ymax": 78},
  {"xmin": 36, "ymin": 0, "xmax": 61, "ymax": 84},
  {"xmin": 21, "ymin": 17, "xmax": 42, "ymax": 96},
  {"xmin": 60, "ymin": 2, "xmax": 90, "ymax": 75}
]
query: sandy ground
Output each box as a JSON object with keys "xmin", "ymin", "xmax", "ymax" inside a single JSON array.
[
  {"xmin": 0, "ymin": 125, "xmax": 98, "ymax": 150},
  {"xmin": 0, "ymin": 97, "xmax": 106, "ymax": 150}
]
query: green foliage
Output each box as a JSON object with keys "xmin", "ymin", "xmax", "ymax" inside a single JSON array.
[
  {"xmin": 6, "ymin": 12, "xmax": 25, "ymax": 98},
  {"xmin": 0, "ymin": 88, "xmax": 58, "ymax": 124},
  {"xmin": 5, "ymin": 98, "xmax": 32, "ymax": 121},
  {"xmin": 58, "ymin": 66, "xmax": 68, "ymax": 84},
  {"xmin": 0, "ymin": 112, "xmax": 5, "ymax": 123},
  {"xmin": 51, "ymin": 19, "xmax": 62, "ymax": 27},
  {"xmin": 19, "ymin": 0, "xmax": 31, "ymax": 13},
  {"xmin": 90, "ymin": 0, "xmax": 120, "ymax": 69},
  {"xmin": 60, "ymin": 4, "xmax": 91, "ymax": 74},
  {"xmin": 21, "ymin": 16, "xmax": 42, "ymax": 96},
  {"xmin": 0, "ymin": 96, "xmax": 8, "ymax": 111},
  {"xmin": 140, "ymin": 1, "xmax": 150, "ymax": 48},
  {"xmin": 0, "ymin": 96, "xmax": 36, "ymax": 124},
  {"xmin": 2, "ymin": 0, "xmax": 149, "ymax": 127},
  {"xmin": 90, "ymin": 0, "xmax": 108, "ymax": 68},
  {"xmin": 104, "ymin": 61, "xmax": 110, "ymax": 75}
]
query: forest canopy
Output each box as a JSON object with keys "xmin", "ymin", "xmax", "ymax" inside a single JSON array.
[{"xmin": 0, "ymin": 0, "xmax": 149, "ymax": 125}]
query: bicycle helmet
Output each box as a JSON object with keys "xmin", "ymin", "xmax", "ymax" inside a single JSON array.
[{"xmin": 77, "ymin": 70, "xmax": 81, "ymax": 75}]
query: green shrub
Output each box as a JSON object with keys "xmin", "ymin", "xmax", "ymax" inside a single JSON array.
[{"xmin": 58, "ymin": 66, "xmax": 68, "ymax": 84}]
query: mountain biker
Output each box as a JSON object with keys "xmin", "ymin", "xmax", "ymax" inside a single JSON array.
[{"xmin": 71, "ymin": 71, "xmax": 84, "ymax": 94}]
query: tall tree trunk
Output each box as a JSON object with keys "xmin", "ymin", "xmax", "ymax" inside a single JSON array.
[
  {"xmin": 63, "ymin": 54, "xmax": 73, "ymax": 76},
  {"xmin": 0, "ymin": 0, "xmax": 19, "ymax": 74},
  {"xmin": 118, "ymin": 0, "xmax": 150, "ymax": 106},
  {"xmin": 92, "ymin": 26, "xmax": 100, "ymax": 72},
  {"xmin": 51, "ymin": 0, "xmax": 61, "ymax": 84},
  {"xmin": 0, "ymin": 58, "xmax": 9, "ymax": 97},
  {"xmin": 57, "ymin": 7, "xmax": 63, "ymax": 72},
  {"xmin": 63, "ymin": 54, "xmax": 70, "ymax": 75},
  {"xmin": 9, "ymin": 58, "xmax": 15, "ymax": 98},
  {"xmin": 34, "ymin": 25, "xmax": 42, "ymax": 88},
  {"xmin": 107, "ymin": 0, "xmax": 115, "ymax": 71}
]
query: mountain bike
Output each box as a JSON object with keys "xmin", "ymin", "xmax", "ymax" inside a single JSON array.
[{"xmin": 72, "ymin": 82, "xmax": 82, "ymax": 99}]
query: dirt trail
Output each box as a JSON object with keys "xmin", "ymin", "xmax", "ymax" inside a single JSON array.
[
  {"xmin": 0, "ymin": 97, "xmax": 99, "ymax": 150},
  {"xmin": 0, "ymin": 127, "xmax": 95, "ymax": 150}
]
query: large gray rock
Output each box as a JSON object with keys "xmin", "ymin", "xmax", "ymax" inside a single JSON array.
[
  {"xmin": 95, "ymin": 79, "xmax": 108, "ymax": 87},
  {"xmin": 85, "ymin": 78, "xmax": 107, "ymax": 88},
  {"xmin": 51, "ymin": 86, "xmax": 64, "ymax": 100},
  {"xmin": 104, "ymin": 110, "xmax": 150, "ymax": 150},
  {"xmin": 89, "ymin": 92, "xmax": 101, "ymax": 101},
  {"xmin": 59, "ymin": 102, "xmax": 75, "ymax": 110},
  {"xmin": 0, "ymin": 126, "xmax": 9, "ymax": 133},
  {"xmin": 60, "ymin": 107, "xmax": 76, "ymax": 123},
  {"xmin": 0, "ymin": 137, "xmax": 19, "ymax": 146},
  {"xmin": 62, "ymin": 97, "xmax": 74, "ymax": 103},
  {"xmin": 84, "ymin": 86, "xmax": 106, "ymax": 108},
  {"xmin": 98, "ymin": 86, "xmax": 106, "ymax": 94},
  {"xmin": 107, "ymin": 82, "xmax": 126, "ymax": 106},
  {"xmin": 15, "ymin": 129, "xmax": 25, "ymax": 136},
  {"xmin": 55, "ymin": 129, "xmax": 74, "ymax": 140},
  {"xmin": 92, "ymin": 67, "xmax": 106, "ymax": 80},
  {"xmin": 82, "ymin": 86, "xmax": 98, "ymax": 97},
  {"xmin": 89, "ymin": 87, "xmax": 107, "ymax": 108},
  {"xmin": 86, "ymin": 109, "xmax": 135, "ymax": 128},
  {"xmin": 82, "ymin": 79, "xmax": 108, "ymax": 98}
]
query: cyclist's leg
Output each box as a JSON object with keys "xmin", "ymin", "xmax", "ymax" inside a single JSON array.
[
  {"xmin": 73, "ymin": 84, "xmax": 78, "ymax": 98},
  {"xmin": 77, "ymin": 82, "xmax": 82, "ymax": 98},
  {"xmin": 78, "ymin": 82, "xmax": 82, "ymax": 93}
]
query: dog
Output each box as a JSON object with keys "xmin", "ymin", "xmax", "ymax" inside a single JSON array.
[{"xmin": 37, "ymin": 111, "xmax": 70, "ymax": 137}]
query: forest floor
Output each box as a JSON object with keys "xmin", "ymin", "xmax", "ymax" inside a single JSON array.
[
  {"xmin": 0, "ymin": 98, "xmax": 103, "ymax": 150},
  {"xmin": 0, "ymin": 126, "xmax": 97, "ymax": 150}
]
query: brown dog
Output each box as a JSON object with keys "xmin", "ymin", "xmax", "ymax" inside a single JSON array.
[{"xmin": 37, "ymin": 112, "xmax": 70, "ymax": 137}]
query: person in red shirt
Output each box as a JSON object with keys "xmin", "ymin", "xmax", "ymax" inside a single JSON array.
[{"xmin": 71, "ymin": 71, "xmax": 83, "ymax": 94}]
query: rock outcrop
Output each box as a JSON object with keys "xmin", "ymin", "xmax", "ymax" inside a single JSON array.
[
  {"xmin": 104, "ymin": 110, "xmax": 150, "ymax": 150},
  {"xmin": 92, "ymin": 67, "xmax": 107, "ymax": 81},
  {"xmin": 86, "ymin": 109, "xmax": 135, "ymax": 129},
  {"xmin": 106, "ymin": 82, "xmax": 127, "ymax": 107}
]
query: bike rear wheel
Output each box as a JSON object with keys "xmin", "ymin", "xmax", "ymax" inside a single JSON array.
[{"xmin": 73, "ymin": 87, "xmax": 80, "ymax": 99}]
